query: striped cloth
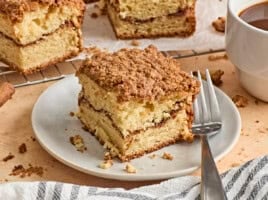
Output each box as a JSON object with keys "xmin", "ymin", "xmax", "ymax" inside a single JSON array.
[{"xmin": 0, "ymin": 155, "xmax": 268, "ymax": 200}]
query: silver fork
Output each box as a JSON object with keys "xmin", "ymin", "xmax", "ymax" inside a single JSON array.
[{"xmin": 192, "ymin": 69, "xmax": 227, "ymax": 200}]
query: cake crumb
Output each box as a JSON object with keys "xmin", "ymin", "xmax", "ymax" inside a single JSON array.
[
  {"xmin": 104, "ymin": 152, "xmax": 112, "ymax": 160},
  {"xmin": 9, "ymin": 164, "xmax": 44, "ymax": 178},
  {"xmin": 99, "ymin": 160, "xmax": 113, "ymax": 169},
  {"xmin": 130, "ymin": 40, "xmax": 140, "ymax": 47},
  {"xmin": 91, "ymin": 12, "xmax": 98, "ymax": 18},
  {"xmin": 255, "ymin": 120, "xmax": 260, "ymax": 123},
  {"xmin": 125, "ymin": 163, "xmax": 137, "ymax": 173},
  {"xmin": 83, "ymin": 46, "xmax": 103, "ymax": 55},
  {"xmin": 18, "ymin": 143, "xmax": 27, "ymax": 154},
  {"xmin": 161, "ymin": 152, "xmax": 173, "ymax": 160},
  {"xmin": 70, "ymin": 135, "xmax": 86, "ymax": 152},
  {"xmin": 149, "ymin": 154, "xmax": 157, "ymax": 159},
  {"xmin": 69, "ymin": 111, "xmax": 75, "ymax": 117},
  {"xmin": 231, "ymin": 162, "xmax": 240, "ymax": 167},
  {"xmin": 212, "ymin": 17, "xmax": 226, "ymax": 33},
  {"xmin": 193, "ymin": 69, "xmax": 224, "ymax": 86},
  {"xmin": 232, "ymin": 95, "xmax": 248, "ymax": 108},
  {"xmin": 30, "ymin": 136, "xmax": 36, "ymax": 142},
  {"xmin": 2, "ymin": 153, "xmax": 15, "ymax": 162},
  {"xmin": 208, "ymin": 54, "xmax": 228, "ymax": 61}
]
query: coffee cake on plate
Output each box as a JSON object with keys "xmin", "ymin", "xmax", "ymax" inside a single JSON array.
[{"xmin": 76, "ymin": 45, "xmax": 200, "ymax": 161}]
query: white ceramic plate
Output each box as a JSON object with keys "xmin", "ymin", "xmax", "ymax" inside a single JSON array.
[{"xmin": 32, "ymin": 75, "xmax": 241, "ymax": 181}]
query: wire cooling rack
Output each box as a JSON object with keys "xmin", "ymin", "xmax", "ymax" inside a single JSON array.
[{"xmin": 0, "ymin": 49, "xmax": 224, "ymax": 88}]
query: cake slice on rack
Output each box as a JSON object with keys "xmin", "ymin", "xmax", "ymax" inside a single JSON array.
[{"xmin": 0, "ymin": 0, "xmax": 85, "ymax": 74}]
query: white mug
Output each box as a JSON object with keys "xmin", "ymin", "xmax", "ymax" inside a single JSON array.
[{"xmin": 226, "ymin": 0, "xmax": 268, "ymax": 101}]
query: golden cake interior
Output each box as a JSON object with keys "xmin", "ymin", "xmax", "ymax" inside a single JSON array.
[
  {"xmin": 0, "ymin": 0, "xmax": 85, "ymax": 73},
  {"xmin": 106, "ymin": 0, "xmax": 196, "ymax": 39},
  {"xmin": 76, "ymin": 46, "xmax": 200, "ymax": 161}
]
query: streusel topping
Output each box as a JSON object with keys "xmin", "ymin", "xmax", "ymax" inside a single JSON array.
[
  {"xmin": 78, "ymin": 45, "xmax": 200, "ymax": 102},
  {"xmin": 0, "ymin": 0, "xmax": 85, "ymax": 22}
]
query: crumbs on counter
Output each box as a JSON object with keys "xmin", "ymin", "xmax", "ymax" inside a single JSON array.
[
  {"xmin": 18, "ymin": 143, "xmax": 27, "ymax": 154},
  {"xmin": 30, "ymin": 136, "xmax": 36, "ymax": 142},
  {"xmin": 208, "ymin": 54, "xmax": 228, "ymax": 61},
  {"xmin": 231, "ymin": 162, "xmax": 240, "ymax": 168},
  {"xmin": 70, "ymin": 135, "xmax": 87, "ymax": 152},
  {"xmin": 130, "ymin": 40, "xmax": 140, "ymax": 47},
  {"xmin": 193, "ymin": 69, "xmax": 224, "ymax": 87},
  {"xmin": 9, "ymin": 164, "xmax": 44, "ymax": 178},
  {"xmin": 232, "ymin": 95, "xmax": 249, "ymax": 108},
  {"xmin": 2, "ymin": 153, "xmax": 15, "ymax": 162},
  {"xmin": 212, "ymin": 17, "xmax": 226, "ymax": 33},
  {"xmin": 161, "ymin": 152, "xmax": 173, "ymax": 160},
  {"xmin": 125, "ymin": 163, "xmax": 137, "ymax": 174}
]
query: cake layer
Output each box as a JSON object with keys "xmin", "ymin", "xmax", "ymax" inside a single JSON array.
[
  {"xmin": 0, "ymin": 0, "xmax": 85, "ymax": 45},
  {"xmin": 78, "ymin": 97, "xmax": 193, "ymax": 161},
  {"xmin": 78, "ymin": 76, "xmax": 192, "ymax": 137},
  {"xmin": 0, "ymin": 24, "xmax": 82, "ymax": 74},
  {"xmin": 109, "ymin": 0, "xmax": 195, "ymax": 21},
  {"xmin": 107, "ymin": 4, "xmax": 196, "ymax": 39}
]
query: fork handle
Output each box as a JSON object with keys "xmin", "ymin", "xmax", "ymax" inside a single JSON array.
[{"xmin": 201, "ymin": 135, "xmax": 227, "ymax": 200}]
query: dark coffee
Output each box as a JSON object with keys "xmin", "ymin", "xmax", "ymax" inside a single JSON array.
[{"xmin": 239, "ymin": 2, "xmax": 268, "ymax": 31}]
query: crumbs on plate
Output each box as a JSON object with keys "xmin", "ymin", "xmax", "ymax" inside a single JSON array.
[
  {"xmin": 99, "ymin": 160, "xmax": 113, "ymax": 169},
  {"xmin": 161, "ymin": 152, "xmax": 173, "ymax": 160},
  {"xmin": 125, "ymin": 163, "xmax": 137, "ymax": 174},
  {"xmin": 70, "ymin": 135, "xmax": 87, "ymax": 152}
]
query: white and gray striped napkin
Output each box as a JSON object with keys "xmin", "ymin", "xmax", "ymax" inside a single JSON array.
[{"xmin": 0, "ymin": 155, "xmax": 267, "ymax": 200}]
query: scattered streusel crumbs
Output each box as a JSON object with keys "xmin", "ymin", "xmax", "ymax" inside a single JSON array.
[
  {"xmin": 18, "ymin": 143, "xmax": 27, "ymax": 154},
  {"xmin": 130, "ymin": 40, "xmax": 140, "ymax": 47},
  {"xmin": 148, "ymin": 154, "xmax": 157, "ymax": 159},
  {"xmin": 161, "ymin": 152, "xmax": 173, "ymax": 160},
  {"xmin": 2, "ymin": 153, "xmax": 15, "ymax": 162},
  {"xmin": 193, "ymin": 69, "xmax": 224, "ymax": 86},
  {"xmin": 70, "ymin": 135, "xmax": 87, "ymax": 152},
  {"xmin": 9, "ymin": 164, "xmax": 44, "ymax": 178},
  {"xmin": 231, "ymin": 162, "xmax": 240, "ymax": 168},
  {"xmin": 69, "ymin": 111, "xmax": 75, "ymax": 117},
  {"xmin": 125, "ymin": 163, "xmax": 137, "ymax": 174},
  {"xmin": 212, "ymin": 17, "xmax": 226, "ymax": 33},
  {"xmin": 30, "ymin": 136, "xmax": 36, "ymax": 142},
  {"xmin": 232, "ymin": 95, "xmax": 249, "ymax": 108},
  {"xmin": 91, "ymin": 12, "xmax": 98, "ymax": 18},
  {"xmin": 99, "ymin": 160, "xmax": 113, "ymax": 169},
  {"xmin": 104, "ymin": 152, "xmax": 112, "ymax": 161},
  {"xmin": 208, "ymin": 54, "xmax": 228, "ymax": 61}
]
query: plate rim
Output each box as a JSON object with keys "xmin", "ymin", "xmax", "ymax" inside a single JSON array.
[{"xmin": 31, "ymin": 75, "xmax": 241, "ymax": 181}]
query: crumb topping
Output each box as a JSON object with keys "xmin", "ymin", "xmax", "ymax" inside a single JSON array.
[
  {"xmin": 212, "ymin": 17, "xmax": 226, "ymax": 33},
  {"xmin": 78, "ymin": 45, "xmax": 200, "ymax": 102},
  {"xmin": 232, "ymin": 95, "xmax": 248, "ymax": 108},
  {"xmin": 161, "ymin": 152, "xmax": 173, "ymax": 160},
  {"xmin": 70, "ymin": 135, "xmax": 87, "ymax": 152},
  {"xmin": 0, "ymin": 0, "xmax": 85, "ymax": 23},
  {"xmin": 125, "ymin": 163, "xmax": 136, "ymax": 173},
  {"xmin": 18, "ymin": 143, "xmax": 27, "ymax": 154},
  {"xmin": 2, "ymin": 153, "xmax": 15, "ymax": 162}
]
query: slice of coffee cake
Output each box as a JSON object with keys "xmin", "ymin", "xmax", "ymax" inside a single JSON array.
[
  {"xmin": 106, "ymin": 0, "xmax": 196, "ymax": 39},
  {"xmin": 0, "ymin": 0, "xmax": 85, "ymax": 73},
  {"xmin": 76, "ymin": 45, "xmax": 200, "ymax": 161}
]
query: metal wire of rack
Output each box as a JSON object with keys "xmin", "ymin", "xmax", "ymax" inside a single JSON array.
[{"xmin": 0, "ymin": 49, "xmax": 225, "ymax": 88}]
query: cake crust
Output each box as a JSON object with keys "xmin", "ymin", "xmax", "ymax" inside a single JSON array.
[
  {"xmin": 0, "ymin": 0, "xmax": 85, "ymax": 23},
  {"xmin": 78, "ymin": 45, "xmax": 200, "ymax": 102}
]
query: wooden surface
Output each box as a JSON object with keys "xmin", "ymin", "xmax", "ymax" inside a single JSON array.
[{"xmin": 1, "ymin": 52, "xmax": 268, "ymax": 189}]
